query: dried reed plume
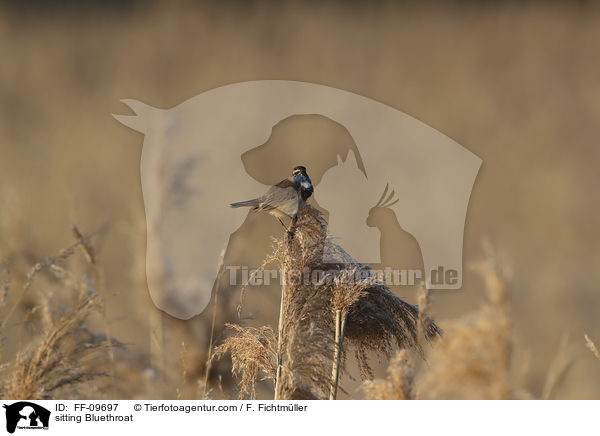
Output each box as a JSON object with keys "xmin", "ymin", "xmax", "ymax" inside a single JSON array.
[
  {"xmin": 361, "ymin": 349, "xmax": 415, "ymax": 400},
  {"xmin": 416, "ymin": 258, "xmax": 526, "ymax": 399},
  {"xmin": 213, "ymin": 324, "xmax": 277, "ymax": 399},
  {"xmin": 584, "ymin": 334, "xmax": 600, "ymax": 362},
  {"xmin": 364, "ymin": 254, "xmax": 594, "ymax": 400},
  {"xmin": 2, "ymin": 292, "xmax": 107, "ymax": 399},
  {"xmin": 217, "ymin": 205, "xmax": 441, "ymax": 399},
  {"xmin": 0, "ymin": 228, "xmax": 117, "ymax": 399}
]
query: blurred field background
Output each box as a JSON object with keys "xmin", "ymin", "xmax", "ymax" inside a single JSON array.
[{"xmin": 1, "ymin": 0, "xmax": 599, "ymax": 399}]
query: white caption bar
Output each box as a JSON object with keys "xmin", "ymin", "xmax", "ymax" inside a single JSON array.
[{"xmin": 0, "ymin": 400, "xmax": 596, "ymax": 435}]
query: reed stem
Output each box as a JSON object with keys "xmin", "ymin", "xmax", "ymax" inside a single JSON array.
[
  {"xmin": 330, "ymin": 309, "xmax": 346, "ymax": 400},
  {"xmin": 274, "ymin": 266, "xmax": 287, "ymax": 400},
  {"xmin": 203, "ymin": 263, "xmax": 225, "ymax": 398}
]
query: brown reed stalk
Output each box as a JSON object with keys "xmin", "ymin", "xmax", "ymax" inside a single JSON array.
[
  {"xmin": 177, "ymin": 341, "xmax": 188, "ymax": 400},
  {"xmin": 0, "ymin": 260, "xmax": 11, "ymax": 366},
  {"xmin": 274, "ymin": 227, "xmax": 297, "ymax": 400},
  {"xmin": 329, "ymin": 309, "xmax": 343, "ymax": 400},
  {"xmin": 416, "ymin": 284, "xmax": 432, "ymax": 345},
  {"xmin": 202, "ymin": 261, "xmax": 225, "ymax": 398},
  {"xmin": 0, "ymin": 260, "xmax": 10, "ymax": 309},
  {"xmin": 542, "ymin": 334, "xmax": 573, "ymax": 400},
  {"xmin": 72, "ymin": 224, "xmax": 116, "ymax": 394},
  {"xmin": 585, "ymin": 334, "xmax": 600, "ymax": 362},
  {"xmin": 273, "ymin": 271, "xmax": 287, "ymax": 400},
  {"xmin": 329, "ymin": 268, "xmax": 370, "ymax": 399}
]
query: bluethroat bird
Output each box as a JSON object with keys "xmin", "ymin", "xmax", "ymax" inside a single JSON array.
[{"xmin": 230, "ymin": 166, "xmax": 314, "ymax": 233}]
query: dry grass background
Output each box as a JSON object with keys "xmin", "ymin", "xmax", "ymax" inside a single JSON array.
[{"xmin": 1, "ymin": 0, "xmax": 600, "ymax": 399}]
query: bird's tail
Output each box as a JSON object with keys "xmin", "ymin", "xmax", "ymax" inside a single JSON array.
[{"xmin": 230, "ymin": 199, "xmax": 260, "ymax": 208}]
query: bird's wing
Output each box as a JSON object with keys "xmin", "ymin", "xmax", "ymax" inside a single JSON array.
[
  {"xmin": 257, "ymin": 178, "xmax": 299, "ymax": 212},
  {"xmin": 274, "ymin": 178, "xmax": 297, "ymax": 189}
]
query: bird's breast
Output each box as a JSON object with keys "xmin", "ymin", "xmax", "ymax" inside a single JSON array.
[{"xmin": 300, "ymin": 181, "xmax": 312, "ymax": 190}]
